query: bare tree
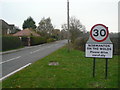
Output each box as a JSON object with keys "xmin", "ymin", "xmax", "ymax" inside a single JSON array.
[
  {"xmin": 61, "ymin": 16, "xmax": 86, "ymax": 43},
  {"xmin": 60, "ymin": 29, "xmax": 68, "ymax": 39}
]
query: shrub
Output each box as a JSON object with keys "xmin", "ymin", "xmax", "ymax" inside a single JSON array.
[
  {"xmin": 2, "ymin": 36, "xmax": 23, "ymax": 51},
  {"xmin": 73, "ymin": 37, "xmax": 88, "ymax": 51}
]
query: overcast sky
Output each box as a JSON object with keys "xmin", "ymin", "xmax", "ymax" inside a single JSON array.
[{"xmin": 0, "ymin": 0, "xmax": 119, "ymax": 32}]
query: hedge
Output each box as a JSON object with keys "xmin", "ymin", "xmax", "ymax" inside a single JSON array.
[
  {"xmin": 110, "ymin": 37, "xmax": 119, "ymax": 55},
  {"xmin": 1, "ymin": 36, "xmax": 56, "ymax": 51},
  {"xmin": 47, "ymin": 38, "xmax": 56, "ymax": 43},
  {"xmin": 73, "ymin": 37, "xmax": 119, "ymax": 55},
  {"xmin": 2, "ymin": 36, "xmax": 23, "ymax": 51},
  {"xmin": 20, "ymin": 36, "xmax": 47, "ymax": 46},
  {"xmin": 21, "ymin": 36, "xmax": 28, "ymax": 46},
  {"xmin": 30, "ymin": 37, "xmax": 47, "ymax": 46}
]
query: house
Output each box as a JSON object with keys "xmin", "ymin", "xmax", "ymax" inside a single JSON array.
[
  {"xmin": 0, "ymin": 19, "xmax": 20, "ymax": 35},
  {"xmin": 13, "ymin": 28, "xmax": 40, "ymax": 46}
]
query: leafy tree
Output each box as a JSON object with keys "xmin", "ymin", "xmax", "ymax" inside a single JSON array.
[
  {"xmin": 22, "ymin": 16, "xmax": 36, "ymax": 29},
  {"xmin": 37, "ymin": 17, "xmax": 54, "ymax": 35}
]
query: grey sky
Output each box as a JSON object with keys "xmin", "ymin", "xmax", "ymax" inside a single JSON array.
[{"xmin": 0, "ymin": 0, "xmax": 119, "ymax": 32}]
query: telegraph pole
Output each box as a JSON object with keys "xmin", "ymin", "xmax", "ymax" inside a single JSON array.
[{"xmin": 67, "ymin": 0, "xmax": 70, "ymax": 52}]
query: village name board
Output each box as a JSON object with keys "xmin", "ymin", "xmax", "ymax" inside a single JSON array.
[
  {"xmin": 86, "ymin": 24, "xmax": 113, "ymax": 58},
  {"xmin": 86, "ymin": 44, "xmax": 113, "ymax": 58}
]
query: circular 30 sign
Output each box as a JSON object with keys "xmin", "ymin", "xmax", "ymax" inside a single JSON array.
[{"xmin": 90, "ymin": 24, "xmax": 109, "ymax": 42}]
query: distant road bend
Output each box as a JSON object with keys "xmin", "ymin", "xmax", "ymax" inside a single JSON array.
[{"xmin": 1, "ymin": 40, "xmax": 67, "ymax": 80}]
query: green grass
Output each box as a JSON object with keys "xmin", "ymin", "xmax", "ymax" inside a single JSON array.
[{"xmin": 2, "ymin": 47, "xmax": 118, "ymax": 88}]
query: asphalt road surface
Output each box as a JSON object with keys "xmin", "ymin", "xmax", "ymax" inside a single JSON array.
[{"xmin": 1, "ymin": 40, "xmax": 67, "ymax": 80}]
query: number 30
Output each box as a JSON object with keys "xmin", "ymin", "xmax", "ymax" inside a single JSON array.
[{"xmin": 93, "ymin": 29, "xmax": 106, "ymax": 37}]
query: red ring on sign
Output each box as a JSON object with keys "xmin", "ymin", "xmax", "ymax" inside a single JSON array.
[{"xmin": 90, "ymin": 24, "xmax": 109, "ymax": 42}]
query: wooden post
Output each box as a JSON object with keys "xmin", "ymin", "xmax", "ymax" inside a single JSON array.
[
  {"xmin": 28, "ymin": 37, "xmax": 30, "ymax": 46},
  {"xmin": 67, "ymin": 0, "xmax": 70, "ymax": 52}
]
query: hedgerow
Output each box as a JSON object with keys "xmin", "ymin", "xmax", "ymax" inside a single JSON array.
[
  {"xmin": 2, "ymin": 36, "xmax": 23, "ymax": 51},
  {"xmin": 30, "ymin": 36, "xmax": 47, "ymax": 46}
]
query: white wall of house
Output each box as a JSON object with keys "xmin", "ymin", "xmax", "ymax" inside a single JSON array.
[{"xmin": 7, "ymin": 29, "xmax": 11, "ymax": 34}]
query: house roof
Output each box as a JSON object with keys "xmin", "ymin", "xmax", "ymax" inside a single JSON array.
[
  {"xmin": 0, "ymin": 19, "xmax": 10, "ymax": 29},
  {"xmin": 13, "ymin": 28, "xmax": 40, "ymax": 37}
]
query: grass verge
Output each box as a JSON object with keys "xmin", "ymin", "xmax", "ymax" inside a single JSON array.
[{"xmin": 2, "ymin": 46, "xmax": 118, "ymax": 88}]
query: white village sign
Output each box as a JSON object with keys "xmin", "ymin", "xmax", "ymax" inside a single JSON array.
[{"xmin": 86, "ymin": 24, "xmax": 113, "ymax": 58}]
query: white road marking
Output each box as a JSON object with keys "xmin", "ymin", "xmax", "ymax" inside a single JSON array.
[
  {"xmin": 0, "ymin": 56, "xmax": 21, "ymax": 64},
  {"xmin": 0, "ymin": 63, "xmax": 31, "ymax": 81},
  {"xmin": 30, "ymin": 44, "xmax": 58, "ymax": 54},
  {"xmin": 30, "ymin": 49, "xmax": 42, "ymax": 54},
  {"xmin": 30, "ymin": 46, "xmax": 52, "ymax": 54}
]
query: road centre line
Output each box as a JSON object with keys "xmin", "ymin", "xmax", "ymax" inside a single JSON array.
[
  {"xmin": 0, "ymin": 56, "xmax": 21, "ymax": 64},
  {"xmin": 0, "ymin": 63, "xmax": 31, "ymax": 81},
  {"xmin": 29, "ymin": 43, "xmax": 60, "ymax": 54},
  {"xmin": 30, "ymin": 49, "xmax": 43, "ymax": 54},
  {"xmin": 30, "ymin": 45, "xmax": 53, "ymax": 54}
]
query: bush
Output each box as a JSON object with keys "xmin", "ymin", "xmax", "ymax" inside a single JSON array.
[
  {"xmin": 30, "ymin": 36, "xmax": 47, "ymax": 46},
  {"xmin": 110, "ymin": 37, "xmax": 119, "ymax": 55},
  {"xmin": 2, "ymin": 36, "xmax": 23, "ymax": 51},
  {"xmin": 47, "ymin": 38, "xmax": 55, "ymax": 43},
  {"xmin": 73, "ymin": 37, "xmax": 88, "ymax": 51}
]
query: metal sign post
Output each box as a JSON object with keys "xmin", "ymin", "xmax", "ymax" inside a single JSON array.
[
  {"xmin": 105, "ymin": 58, "xmax": 108, "ymax": 79},
  {"xmin": 85, "ymin": 24, "xmax": 113, "ymax": 79},
  {"xmin": 93, "ymin": 58, "xmax": 96, "ymax": 78}
]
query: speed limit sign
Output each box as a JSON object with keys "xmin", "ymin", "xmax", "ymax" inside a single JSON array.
[
  {"xmin": 90, "ymin": 24, "xmax": 109, "ymax": 42},
  {"xmin": 86, "ymin": 24, "xmax": 113, "ymax": 79}
]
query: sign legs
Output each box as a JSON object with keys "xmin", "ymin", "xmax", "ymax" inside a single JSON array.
[
  {"xmin": 93, "ymin": 58, "xmax": 96, "ymax": 78},
  {"xmin": 105, "ymin": 58, "xmax": 108, "ymax": 79},
  {"xmin": 92, "ymin": 58, "xmax": 109, "ymax": 79}
]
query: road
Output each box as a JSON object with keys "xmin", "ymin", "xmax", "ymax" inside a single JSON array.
[{"xmin": 1, "ymin": 40, "xmax": 67, "ymax": 80}]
